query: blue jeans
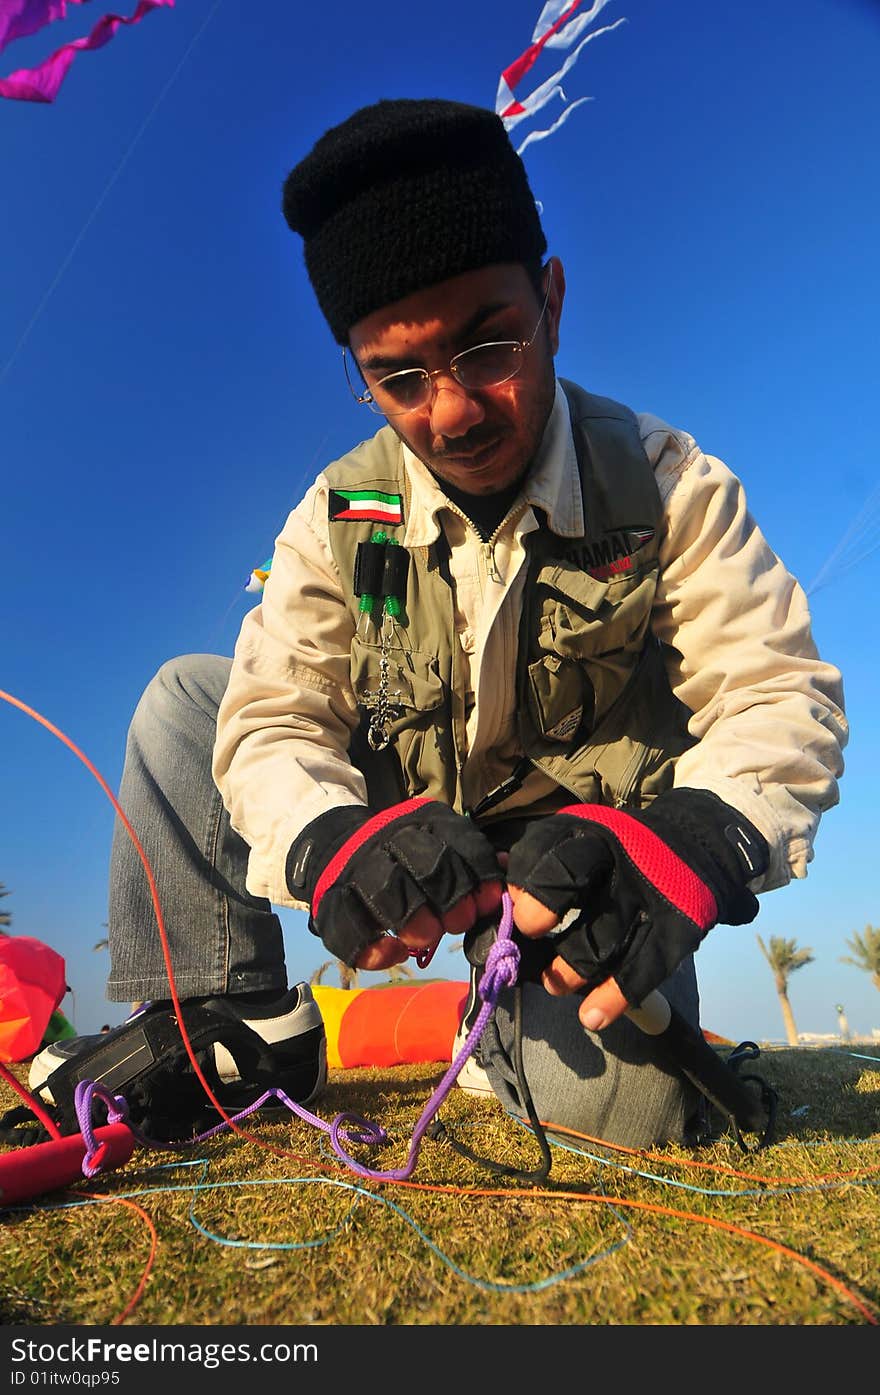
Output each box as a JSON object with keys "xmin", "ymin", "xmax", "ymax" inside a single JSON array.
[
  {"xmin": 106, "ymin": 655, "xmax": 288, "ymax": 1004},
  {"xmin": 106, "ymin": 654, "xmax": 702, "ymax": 1147}
]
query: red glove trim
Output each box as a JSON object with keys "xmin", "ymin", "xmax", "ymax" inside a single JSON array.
[
  {"xmin": 312, "ymin": 798, "xmax": 433, "ymax": 915},
  {"xmin": 559, "ymin": 804, "xmax": 717, "ymax": 929}
]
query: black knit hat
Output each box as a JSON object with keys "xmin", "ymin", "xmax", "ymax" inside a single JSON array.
[{"xmin": 282, "ymin": 97, "xmax": 548, "ymax": 343}]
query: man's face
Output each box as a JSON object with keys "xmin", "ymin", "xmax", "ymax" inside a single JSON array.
[{"xmin": 347, "ymin": 259, "xmax": 565, "ymax": 496}]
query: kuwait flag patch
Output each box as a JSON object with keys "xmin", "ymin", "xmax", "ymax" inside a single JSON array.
[{"xmin": 329, "ymin": 489, "xmax": 403, "ymax": 525}]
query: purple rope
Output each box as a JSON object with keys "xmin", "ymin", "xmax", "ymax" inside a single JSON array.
[
  {"xmin": 193, "ymin": 1091, "xmax": 388, "ymax": 1148},
  {"xmin": 326, "ymin": 891, "xmax": 519, "ymax": 1181},
  {"xmin": 73, "ymin": 1075, "xmax": 389, "ymax": 1171},
  {"xmin": 70, "ymin": 892, "xmax": 518, "ymax": 1182},
  {"xmin": 74, "ymin": 1080, "xmax": 129, "ymax": 1177}
]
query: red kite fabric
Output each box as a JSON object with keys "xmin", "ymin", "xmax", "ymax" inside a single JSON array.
[
  {"xmin": 0, "ymin": 0, "xmax": 174, "ymax": 103},
  {"xmin": 0, "ymin": 935, "xmax": 67, "ymax": 1062}
]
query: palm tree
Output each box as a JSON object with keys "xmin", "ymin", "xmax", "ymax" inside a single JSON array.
[
  {"xmin": 756, "ymin": 934, "xmax": 814, "ymax": 1046},
  {"xmin": 336, "ymin": 961, "xmax": 359, "ymax": 991},
  {"xmin": 840, "ymin": 925, "xmax": 880, "ymax": 992},
  {"xmin": 310, "ymin": 958, "xmax": 360, "ymax": 990},
  {"xmin": 309, "ymin": 958, "xmax": 417, "ymax": 990},
  {"xmin": 0, "ymin": 882, "xmax": 11, "ymax": 932}
]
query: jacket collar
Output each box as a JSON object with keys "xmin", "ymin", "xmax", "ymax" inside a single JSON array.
[{"xmin": 399, "ymin": 379, "xmax": 584, "ymax": 548}]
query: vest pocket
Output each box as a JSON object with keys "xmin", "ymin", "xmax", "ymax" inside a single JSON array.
[
  {"xmin": 350, "ymin": 635, "xmax": 445, "ymax": 733},
  {"xmin": 350, "ymin": 635, "xmax": 452, "ymax": 804},
  {"xmin": 534, "ymin": 558, "xmax": 656, "ymax": 661},
  {"xmin": 526, "ymin": 654, "xmax": 591, "ymax": 744},
  {"xmin": 527, "ymin": 559, "xmax": 658, "ymax": 742}
]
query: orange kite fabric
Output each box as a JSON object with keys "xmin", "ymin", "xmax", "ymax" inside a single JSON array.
[
  {"xmin": 312, "ymin": 981, "xmax": 468, "ymax": 1069},
  {"xmin": 311, "ymin": 979, "xmax": 733, "ymax": 1068},
  {"xmin": 0, "ymin": 935, "xmax": 67, "ymax": 1062}
]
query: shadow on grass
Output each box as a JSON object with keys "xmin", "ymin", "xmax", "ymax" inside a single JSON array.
[{"xmin": 723, "ymin": 1044, "xmax": 880, "ymax": 1144}]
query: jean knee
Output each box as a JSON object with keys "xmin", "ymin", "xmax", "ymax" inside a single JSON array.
[{"xmin": 130, "ymin": 655, "xmax": 231, "ymax": 744}]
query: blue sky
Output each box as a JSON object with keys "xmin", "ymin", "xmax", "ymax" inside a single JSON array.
[{"xmin": 2, "ymin": 0, "xmax": 879, "ymax": 1045}]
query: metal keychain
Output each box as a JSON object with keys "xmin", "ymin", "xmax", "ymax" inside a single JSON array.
[
  {"xmin": 354, "ymin": 532, "xmax": 409, "ymax": 751},
  {"xmin": 363, "ymin": 613, "xmax": 404, "ymax": 751}
]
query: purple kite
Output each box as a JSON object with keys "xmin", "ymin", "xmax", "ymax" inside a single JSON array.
[{"xmin": 0, "ymin": 0, "xmax": 174, "ymax": 103}]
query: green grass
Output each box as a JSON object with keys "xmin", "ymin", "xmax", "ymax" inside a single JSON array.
[{"xmin": 1, "ymin": 1044, "xmax": 878, "ymax": 1327}]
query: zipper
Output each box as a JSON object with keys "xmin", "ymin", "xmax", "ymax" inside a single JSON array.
[
  {"xmin": 612, "ymin": 742, "xmax": 653, "ymax": 809},
  {"xmin": 481, "ymin": 540, "xmax": 502, "ymax": 584}
]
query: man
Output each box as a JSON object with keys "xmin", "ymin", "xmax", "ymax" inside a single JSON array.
[{"xmin": 30, "ymin": 97, "xmax": 847, "ymax": 1149}]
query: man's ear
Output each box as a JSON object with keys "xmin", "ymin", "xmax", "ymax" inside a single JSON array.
[{"xmin": 545, "ymin": 255, "xmax": 566, "ymax": 356}]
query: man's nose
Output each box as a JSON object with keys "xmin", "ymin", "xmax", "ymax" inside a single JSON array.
[{"xmin": 428, "ymin": 374, "xmax": 485, "ymax": 439}]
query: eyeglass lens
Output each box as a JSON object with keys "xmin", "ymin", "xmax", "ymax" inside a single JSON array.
[{"xmin": 373, "ymin": 342, "xmax": 524, "ymax": 413}]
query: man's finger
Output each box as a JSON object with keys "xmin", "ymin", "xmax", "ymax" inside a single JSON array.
[
  {"xmin": 437, "ymin": 889, "xmax": 502, "ymax": 937},
  {"xmin": 397, "ymin": 904, "xmax": 445, "ymax": 949},
  {"xmin": 507, "ymin": 883, "xmax": 561, "ymax": 936},
  {"xmin": 577, "ymin": 977, "xmax": 630, "ymax": 1031},
  {"xmin": 354, "ymin": 933, "xmax": 412, "ymax": 973},
  {"xmin": 540, "ymin": 953, "xmax": 588, "ymax": 997},
  {"xmin": 474, "ymin": 879, "xmax": 504, "ymax": 918}
]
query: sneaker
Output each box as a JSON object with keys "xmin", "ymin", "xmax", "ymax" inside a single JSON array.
[
  {"xmin": 452, "ymin": 967, "xmax": 495, "ymax": 1099},
  {"xmin": 27, "ymin": 983, "xmax": 327, "ymax": 1142}
]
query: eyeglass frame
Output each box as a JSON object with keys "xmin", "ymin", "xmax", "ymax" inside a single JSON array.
[{"xmin": 342, "ymin": 265, "xmax": 554, "ymax": 417}]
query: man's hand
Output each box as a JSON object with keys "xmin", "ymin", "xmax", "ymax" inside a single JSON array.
[
  {"xmin": 286, "ymin": 798, "xmax": 503, "ymax": 971},
  {"xmin": 505, "ymin": 789, "xmax": 769, "ymax": 1029}
]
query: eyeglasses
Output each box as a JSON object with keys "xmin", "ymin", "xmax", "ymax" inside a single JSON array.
[{"xmin": 343, "ymin": 270, "xmax": 553, "ymax": 417}]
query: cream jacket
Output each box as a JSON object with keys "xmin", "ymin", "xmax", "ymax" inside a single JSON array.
[{"xmin": 212, "ymin": 382, "xmax": 848, "ymax": 910}]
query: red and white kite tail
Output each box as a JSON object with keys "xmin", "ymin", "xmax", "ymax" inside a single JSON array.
[
  {"xmin": 513, "ymin": 96, "xmax": 592, "ymax": 156},
  {"xmin": 530, "ymin": 0, "xmax": 616, "ymax": 52},
  {"xmin": 495, "ymin": 0, "xmax": 583, "ymax": 119},
  {"xmin": 496, "ymin": 0, "xmax": 626, "ymax": 153},
  {"xmin": 495, "ymin": 0, "xmax": 614, "ymax": 117},
  {"xmin": 500, "ymin": 19, "xmax": 625, "ymax": 133}
]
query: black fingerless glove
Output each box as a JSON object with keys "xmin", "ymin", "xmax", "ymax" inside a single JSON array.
[
  {"xmin": 286, "ymin": 798, "xmax": 502, "ymax": 966},
  {"xmin": 505, "ymin": 788, "xmax": 769, "ymax": 1007}
]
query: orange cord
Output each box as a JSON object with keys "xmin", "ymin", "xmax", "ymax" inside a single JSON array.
[
  {"xmin": 533, "ymin": 1119, "xmax": 880, "ymax": 1188},
  {"xmin": 2, "ymin": 684, "xmax": 878, "ymax": 1327},
  {"xmin": 397, "ymin": 1180, "xmax": 879, "ymax": 1324},
  {"xmin": 0, "ymin": 688, "xmax": 271, "ymax": 1153},
  {"xmin": 76, "ymin": 1190, "xmax": 159, "ymax": 1324}
]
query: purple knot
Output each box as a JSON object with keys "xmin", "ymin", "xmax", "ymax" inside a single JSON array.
[
  {"xmin": 73, "ymin": 1079, "xmax": 132, "ymax": 1177},
  {"xmin": 480, "ymin": 935, "xmax": 520, "ymax": 999}
]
